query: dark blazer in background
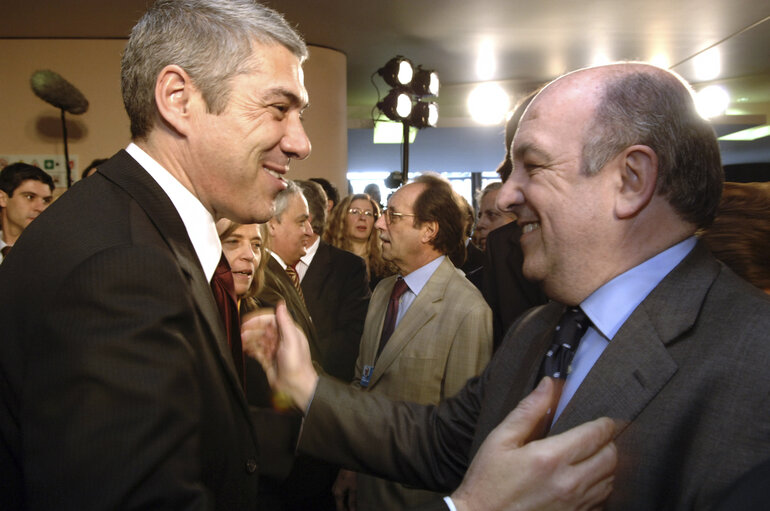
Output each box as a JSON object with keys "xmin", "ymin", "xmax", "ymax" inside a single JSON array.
[
  {"xmin": 482, "ymin": 221, "xmax": 547, "ymax": 349},
  {"xmin": 0, "ymin": 151, "xmax": 261, "ymax": 510},
  {"xmin": 301, "ymin": 240, "xmax": 370, "ymax": 382},
  {"xmin": 298, "ymin": 242, "xmax": 770, "ymax": 511},
  {"xmin": 460, "ymin": 240, "xmax": 485, "ymax": 290}
]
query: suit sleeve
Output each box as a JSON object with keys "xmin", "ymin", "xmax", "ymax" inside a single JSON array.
[
  {"xmin": 24, "ymin": 245, "xmax": 211, "ymax": 510},
  {"xmin": 299, "ymin": 368, "xmax": 489, "ymax": 493}
]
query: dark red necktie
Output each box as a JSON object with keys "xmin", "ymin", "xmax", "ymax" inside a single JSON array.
[
  {"xmin": 210, "ymin": 254, "xmax": 245, "ymax": 390},
  {"xmin": 377, "ymin": 277, "xmax": 409, "ymax": 357},
  {"xmin": 1, "ymin": 245, "xmax": 11, "ymax": 258}
]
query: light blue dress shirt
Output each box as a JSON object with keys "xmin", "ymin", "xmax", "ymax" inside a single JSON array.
[
  {"xmin": 394, "ymin": 255, "xmax": 446, "ymax": 327},
  {"xmin": 552, "ymin": 237, "xmax": 697, "ymax": 423}
]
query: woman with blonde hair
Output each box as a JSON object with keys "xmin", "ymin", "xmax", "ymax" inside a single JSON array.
[
  {"xmin": 323, "ymin": 193, "xmax": 394, "ymax": 289},
  {"xmin": 215, "ymin": 219, "xmax": 268, "ymax": 313}
]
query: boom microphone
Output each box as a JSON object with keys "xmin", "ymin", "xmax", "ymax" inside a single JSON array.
[{"xmin": 30, "ymin": 69, "xmax": 89, "ymax": 115}]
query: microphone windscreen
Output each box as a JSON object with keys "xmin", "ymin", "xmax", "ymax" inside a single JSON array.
[{"xmin": 30, "ymin": 70, "xmax": 89, "ymax": 115}]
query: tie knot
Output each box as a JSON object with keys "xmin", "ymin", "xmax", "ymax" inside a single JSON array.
[{"xmin": 391, "ymin": 277, "xmax": 409, "ymax": 300}]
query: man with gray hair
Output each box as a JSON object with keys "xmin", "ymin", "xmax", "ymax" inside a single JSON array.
[{"xmin": 0, "ymin": 0, "xmax": 310, "ymax": 508}]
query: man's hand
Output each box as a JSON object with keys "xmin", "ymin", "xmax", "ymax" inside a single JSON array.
[
  {"xmin": 332, "ymin": 469, "xmax": 358, "ymax": 511},
  {"xmin": 241, "ymin": 302, "xmax": 318, "ymax": 410},
  {"xmin": 451, "ymin": 377, "xmax": 617, "ymax": 511}
]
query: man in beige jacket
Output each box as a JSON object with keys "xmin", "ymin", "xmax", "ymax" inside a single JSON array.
[{"xmin": 334, "ymin": 173, "xmax": 492, "ymax": 511}]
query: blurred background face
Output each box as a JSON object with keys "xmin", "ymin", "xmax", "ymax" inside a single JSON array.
[
  {"xmin": 218, "ymin": 222, "xmax": 262, "ymax": 297},
  {"xmin": 0, "ymin": 180, "xmax": 53, "ymax": 235},
  {"xmin": 475, "ymin": 188, "xmax": 516, "ymax": 251},
  {"xmin": 268, "ymin": 193, "xmax": 312, "ymax": 266},
  {"xmin": 345, "ymin": 198, "xmax": 376, "ymax": 242}
]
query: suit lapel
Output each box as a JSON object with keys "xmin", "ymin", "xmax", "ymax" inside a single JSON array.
[
  {"xmin": 370, "ymin": 258, "xmax": 451, "ymax": 385},
  {"xmin": 99, "ymin": 151, "xmax": 251, "ymax": 419},
  {"xmin": 551, "ymin": 242, "xmax": 720, "ymax": 435}
]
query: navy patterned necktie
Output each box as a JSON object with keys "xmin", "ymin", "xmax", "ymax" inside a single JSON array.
[
  {"xmin": 377, "ymin": 277, "xmax": 409, "ymax": 356},
  {"xmin": 533, "ymin": 306, "xmax": 590, "ymax": 438}
]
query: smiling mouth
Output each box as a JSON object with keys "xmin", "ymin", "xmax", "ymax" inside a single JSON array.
[
  {"xmin": 233, "ymin": 270, "xmax": 253, "ymax": 277},
  {"xmin": 522, "ymin": 222, "xmax": 541, "ymax": 234}
]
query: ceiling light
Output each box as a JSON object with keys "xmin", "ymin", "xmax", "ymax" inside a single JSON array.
[
  {"xmin": 378, "ymin": 56, "xmax": 414, "ymax": 88},
  {"xmin": 377, "ymin": 90, "xmax": 413, "ymax": 121},
  {"xmin": 695, "ymin": 85, "xmax": 730, "ymax": 119},
  {"xmin": 476, "ymin": 39, "xmax": 496, "ymax": 80},
  {"xmin": 467, "ymin": 83, "xmax": 510, "ymax": 125},
  {"xmin": 694, "ymin": 48, "xmax": 721, "ymax": 81},
  {"xmin": 411, "ymin": 67, "xmax": 440, "ymax": 97},
  {"xmin": 718, "ymin": 124, "xmax": 770, "ymax": 141}
]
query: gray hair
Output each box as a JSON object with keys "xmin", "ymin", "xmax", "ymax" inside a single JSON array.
[
  {"xmin": 272, "ymin": 179, "xmax": 303, "ymax": 221},
  {"xmin": 122, "ymin": 0, "xmax": 307, "ymax": 139},
  {"xmin": 296, "ymin": 180, "xmax": 328, "ymax": 235},
  {"xmin": 581, "ymin": 69, "xmax": 723, "ymax": 228},
  {"xmin": 475, "ymin": 181, "xmax": 503, "ymax": 206}
]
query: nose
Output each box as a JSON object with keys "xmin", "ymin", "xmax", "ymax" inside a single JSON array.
[
  {"xmin": 282, "ymin": 115, "xmax": 311, "ymax": 160},
  {"xmin": 33, "ymin": 198, "xmax": 47, "ymax": 213},
  {"xmin": 303, "ymin": 219, "xmax": 313, "ymax": 236},
  {"xmin": 374, "ymin": 213, "xmax": 387, "ymax": 232},
  {"xmin": 237, "ymin": 242, "xmax": 255, "ymax": 261},
  {"xmin": 497, "ymin": 169, "xmax": 525, "ymax": 214}
]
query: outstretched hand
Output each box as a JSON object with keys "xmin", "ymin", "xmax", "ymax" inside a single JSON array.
[
  {"xmin": 451, "ymin": 377, "xmax": 617, "ymax": 511},
  {"xmin": 241, "ymin": 302, "xmax": 318, "ymax": 410}
]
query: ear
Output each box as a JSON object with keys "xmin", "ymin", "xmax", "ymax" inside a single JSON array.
[
  {"xmin": 614, "ymin": 145, "xmax": 658, "ymax": 219},
  {"xmin": 421, "ymin": 220, "xmax": 439, "ymax": 244},
  {"xmin": 154, "ymin": 64, "xmax": 198, "ymax": 136},
  {"xmin": 0, "ymin": 190, "xmax": 8, "ymax": 208}
]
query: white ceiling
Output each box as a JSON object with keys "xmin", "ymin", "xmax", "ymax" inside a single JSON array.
[{"xmin": 4, "ymin": 0, "xmax": 770, "ymax": 163}]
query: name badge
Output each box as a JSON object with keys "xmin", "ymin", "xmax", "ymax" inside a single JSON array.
[{"xmin": 360, "ymin": 365, "xmax": 374, "ymax": 388}]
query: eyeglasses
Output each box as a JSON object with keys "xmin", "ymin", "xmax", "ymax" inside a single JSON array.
[
  {"xmin": 348, "ymin": 208, "xmax": 376, "ymax": 218},
  {"xmin": 382, "ymin": 207, "xmax": 416, "ymax": 224}
]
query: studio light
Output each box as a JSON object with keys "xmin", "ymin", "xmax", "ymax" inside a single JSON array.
[
  {"xmin": 409, "ymin": 101, "xmax": 439, "ymax": 128},
  {"xmin": 378, "ymin": 56, "xmax": 414, "ymax": 88},
  {"xmin": 377, "ymin": 90, "xmax": 413, "ymax": 121},
  {"xmin": 411, "ymin": 66, "xmax": 440, "ymax": 97}
]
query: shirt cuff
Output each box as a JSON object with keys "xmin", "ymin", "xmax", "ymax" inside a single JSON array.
[{"xmin": 443, "ymin": 496, "xmax": 458, "ymax": 511}]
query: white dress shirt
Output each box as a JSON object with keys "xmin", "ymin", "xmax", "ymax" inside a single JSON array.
[{"xmin": 126, "ymin": 143, "xmax": 221, "ymax": 281}]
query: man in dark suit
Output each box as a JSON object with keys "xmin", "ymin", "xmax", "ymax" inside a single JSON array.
[
  {"xmin": 259, "ymin": 180, "xmax": 321, "ymax": 362},
  {"xmin": 483, "ymin": 221, "xmax": 547, "ymax": 348},
  {"xmin": 296, "ymin": 180, "xmax": 370, "ymax": 382},
  {"xmin": 0, "ymin": 1, "xmax": 311, "ymax": 508},
  {"xmin": 249, "ymin": 62, "xmax": 770, "ymax": 511}
]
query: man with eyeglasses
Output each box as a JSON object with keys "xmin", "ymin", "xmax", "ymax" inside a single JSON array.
[{"xmin": 332, "ymin": 173, "xmax": 492, "ymax": 511}]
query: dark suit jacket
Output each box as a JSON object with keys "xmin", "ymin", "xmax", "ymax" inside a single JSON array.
[
  {"xmin": 301, "ymin": 240, "xmax": 370, "ymax": 382},
  {"xmin": 459, "ymin": 240, "xmax": 485, "ymax": 290},
  {"xmin": 298, "ymin": 242, "xmax": 770, "ymax": 510},
  {"xmin": 482, "ymin": 221, "xmax": 547, "ymax": 349},
  {"xmin": 0, "ymin": 150, "xmax": 262, "ymax": 510},
  {"xmin": 259, "ymin": 256, "xmax": 321, "ymax": 362}
]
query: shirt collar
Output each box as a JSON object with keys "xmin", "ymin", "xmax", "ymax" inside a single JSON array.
[
  {"xmin": 402, "ymin": 255, "xmax": 445, "ymax": 296},
  {"xmin": 270, "ymin": 250, "xmax": 289, "ymax": 270},
  {"xmin": 581, "ymin": 236, "xmax": 697, "ymax": 340},
  {"xmin": 126, "ymin": 143, "xmax": 221, "ymax": 281},
  {"xmin": 300, "ymin": 236, "xmax": 321, "ymax": 266}
]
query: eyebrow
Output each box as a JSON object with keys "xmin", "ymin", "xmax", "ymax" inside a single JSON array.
[
  {"xmin": 263, "ymin": 87, "xmax": 309, "ymax": 110},
  {"xmin": 512, "ymin": 141, "xmax": 552, "ymax": 163}
]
